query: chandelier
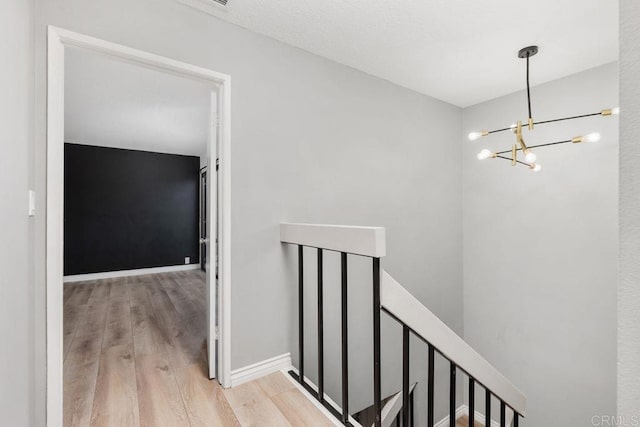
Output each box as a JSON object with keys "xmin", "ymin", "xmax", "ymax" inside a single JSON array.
[{"xmin": 469, "ymin": 46, "xmax": 619, "ymax": 172}]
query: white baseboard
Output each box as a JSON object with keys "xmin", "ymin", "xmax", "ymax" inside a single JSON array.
[
  {"xmin": 435, "ymin": 404, "xmax": 510, "ymax": 427},
  {"xmin": 229, "ymin": 353, "xmax": 292, "ymax": 387},
  {"xmin": 63, "ymin": 264, "xmax": 200, "ymax": 283}
]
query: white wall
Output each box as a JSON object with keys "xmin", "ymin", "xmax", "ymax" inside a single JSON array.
[
  {"xmin": 619, "ymin": 0, "xmax": 640, "ymax": 419},
  {"xmin": 64, "ymin": 47, "xmax": 212, "ymax": 157},
  {"xmin": 0, "ymin": 0, "xmax": 34, "ymax": 426},
  {"xmin": 462, "ymin": 63, "xmax": 618, "ymax": 426},
  {"xmin": 33, "ymin": 0, "xmax": 463, "ymax": 423}
]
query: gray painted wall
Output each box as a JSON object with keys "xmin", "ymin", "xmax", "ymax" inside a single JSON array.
[
  {"xmin": 619, "ymin": 0, "xmax": 640, "ymax": 419},
  {"xmin": 33, "ymin": 0, "xmax": 463, "ymax": 423},
  {"xmin": 462, "ymin": 63, "xmax": 618, "ymax": 426},
  {"xmin": 0, "ymin": 0, "xmax": 34, "ymax": 426},
  {"xmin": 8, "ymin": 0, "xmax": 630, "ymax": 424}
]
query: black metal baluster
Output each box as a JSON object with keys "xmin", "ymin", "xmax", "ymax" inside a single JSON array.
[
  {"xmin": 500, "ymin": 401, "xmax": 506, "ymax": 427},
  {"xmin": 428, "ymin": 345, "xmax": 435, "ymax": 427},
  {"xmin": 410, "ymin": 389, "xmax": 414, "ymax": 427},
  {"xmin": 298, "ymin": 245, "xmax": 304, "ymax": 385},
  {"xmin": 514, "ymin": 413, "xmax": 519, "ymax": 427},
  {"xmin": 373, "ymin": 257, "xmax": 382, "ymax": 427},
  {"xmin": 341, "ymin": 252, "xmax": 349, "ymax": 424},
  {"xmin": 485, "ymin": 389, "xmax": 491, "ymax": 427},
  {"xmin": 449, "ymin": 363, "xmax": 456, "ymax": 427},
  {"xmin": 317, "ymin": 248, "xmax": 324, "ymax": 401},
  {"xmin": 402, "ymin": 325, "xmax": 410, "ymax": 427},
  {"xmin": 469, "ymin": 378, "xmax": 475, "ymax": 427}
]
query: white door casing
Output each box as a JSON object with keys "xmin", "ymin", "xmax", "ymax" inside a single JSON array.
[{"xmin": 206, "ymin": 90, "xmax": 218, "ymax": 379}]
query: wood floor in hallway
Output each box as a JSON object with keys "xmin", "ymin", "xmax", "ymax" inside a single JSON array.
[{"xmin": 63, "ymin": 270, "xmax": 333, "ymax": 426}]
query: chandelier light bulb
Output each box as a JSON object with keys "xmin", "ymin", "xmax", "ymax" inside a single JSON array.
[
  {"xmin": 477, "ymin": 149, "xmax": 493, "ymax": 160},
  {"xmin": 531, "ymin": 163, "xmax": 542, "ymax": 172},
  {"xmin": 469, "ymin": 131, "xmax": 485, "ymax": 141},
  {"xmin": 612, "ymin": 107, "xmax": 620, "ymax": 115},
  {"xmin": 584, "ymin": 132, "xmax": 601, "ymax": 143},
  {"xmin": 525, "ymin": 151, "xmax": 537, "ymax": 163}
]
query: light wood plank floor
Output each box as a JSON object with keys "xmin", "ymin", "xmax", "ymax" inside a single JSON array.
[
  {"xmin": 456, "ymin": 415, "xmax": 484, "ymax": 427},
  {"xmin": 64, "ymin": 271, "xmax": 332, "ymax": 426}
]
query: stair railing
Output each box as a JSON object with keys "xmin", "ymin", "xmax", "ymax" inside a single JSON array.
[
  {"xmin": 281, "ymin": 223, "xmax": 526, "ymax": 427},
  {"xmin": 381, "ymin": 271, "xmax": 526, "ymax": 427},
  {"xmin": 281, "ymin": 222, "xmax": 385, "ymax": 426}
]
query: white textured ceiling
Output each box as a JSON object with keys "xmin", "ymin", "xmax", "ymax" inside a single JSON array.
[
  {"xmin": 183, "ymin": 0, "xmax": 618, "ymax": 107},
  {"xmin": 65, "ymin": 47, "xmax": 214, "ymax": 157}
]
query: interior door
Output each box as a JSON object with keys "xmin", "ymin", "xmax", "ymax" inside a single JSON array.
[{"xmin": 206, "ymin": 92, "xmax": 219, "ymax": 380}]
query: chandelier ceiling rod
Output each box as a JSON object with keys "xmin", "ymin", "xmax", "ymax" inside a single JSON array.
[{"xmin": 526, "ymin": 51, "xmax": 533, "ymax": 123}]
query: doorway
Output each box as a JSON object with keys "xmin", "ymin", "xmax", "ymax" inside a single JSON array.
[{"xmin": 46, "ymin": 26, "xmax": 232, "ymax": 426}]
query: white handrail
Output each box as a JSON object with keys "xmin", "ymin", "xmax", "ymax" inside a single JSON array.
[
  {"xmin": 280, "ymin": 223, "xmax": 386, "ymax": 257},
  {"xmin": 381, "ymin": 270, "xmax": 527, "ymax": 416}
]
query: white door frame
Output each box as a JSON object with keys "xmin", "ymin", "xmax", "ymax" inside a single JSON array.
[{"xmin": 46, "ymin": 26, "xmax": 232, "ymax": 426}]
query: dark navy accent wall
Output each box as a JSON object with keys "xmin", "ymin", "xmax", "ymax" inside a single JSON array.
[{"xmin": 64, "ymin": 143, "xmax": 200, "ymax": 275}]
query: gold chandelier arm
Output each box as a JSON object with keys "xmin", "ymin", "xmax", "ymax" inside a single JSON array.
[
  {"xmin": 485, "ymin": 125, "xmax": 516, "ymax": 135},
  {"xmin": 494, "ymin": 138, "xmax": 576, "ymax": 156},
  {"xmin": 533, "ymin": 110, "xmax": 609, "ymax": 126},
  {"xmin": 515, "ymin": 121, "xmax": 528, "ymax": 153},
  {"xmin": 482, "ymin": 108, "xmax": 615, "ymax": 136},
  {"xmin": 495, "ymin": 155, "xmax": 531, "ymax": 168}
]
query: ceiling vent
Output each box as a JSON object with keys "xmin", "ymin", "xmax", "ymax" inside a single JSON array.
[{"xmin": 211, "ymin": 0, "xmax": 227, "ymax": 5}]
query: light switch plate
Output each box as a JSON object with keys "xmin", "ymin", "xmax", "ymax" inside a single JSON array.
[{"xmin": 28, "ymin": 190, "xmax": 36, "ymax": 216}]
